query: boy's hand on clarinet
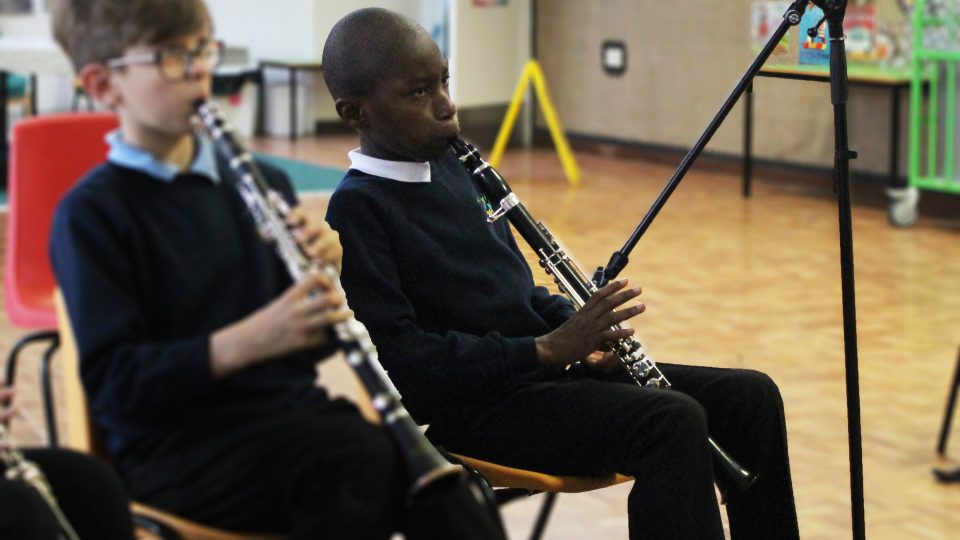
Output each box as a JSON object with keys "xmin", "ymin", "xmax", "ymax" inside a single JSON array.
[
  {"xmin": 286, "ymin": 207, "xmax": 343, "ymax": 273},
  {"xmin": 210, "ymin": 273, "xmax": 353, "ymax": 378},
  {"xmin": 583, "ymin": 350, "xmax": 622, "ymax": 374},
  {"xmin": 534, "ymin": 280, "xmax": 645, "ymax": 370}
]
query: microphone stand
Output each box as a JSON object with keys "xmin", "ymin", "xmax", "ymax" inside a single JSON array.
[{"xmin": 592, "ymin": 1, "xmax": 866, "ymax": 539}]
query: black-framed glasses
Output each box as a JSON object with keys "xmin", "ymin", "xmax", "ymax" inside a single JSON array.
[{"xmin": 106, "ymin": 40, "xmax": 223, "ymax": 81}]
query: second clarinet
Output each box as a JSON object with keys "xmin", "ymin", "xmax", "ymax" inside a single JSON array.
[
  {"xmin": 450, "ymin": 138, "xmax": 756, "ymax": 502},
  {"xmin": 194, "ymin": 100, "xmax": 462, "ymax": 499}
]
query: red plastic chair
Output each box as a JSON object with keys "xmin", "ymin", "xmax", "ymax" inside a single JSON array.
[{"xmin": 3, "ymin": 112, "xmax": 118, "ymax": 446}]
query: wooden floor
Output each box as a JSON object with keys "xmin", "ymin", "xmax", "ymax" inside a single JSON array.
[{"xmin": 4, "ymin": 133, "xmax": 960, "ymax": 539}]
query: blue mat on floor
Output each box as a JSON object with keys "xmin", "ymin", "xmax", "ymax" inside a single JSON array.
[
  {"xmin": 253, "ymin": 152, "xmax": 345, "ymax": 194},
  {"xmin": 0, "ymin": 153, "xmax": 345, "ymax": 207}
]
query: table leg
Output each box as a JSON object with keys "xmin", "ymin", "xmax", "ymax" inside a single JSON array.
[
  {"xmin": 743, "ymin": 80, "xmax": 754, "ymax": 198},
  {"xmin": 256, "ymin": 63, "xmax": 266, "ymax": 136},
  {"xmin": 289, "ymin": 67, "xmax": 297, "ymax": 140},
  {"xmin": 29, "ymin": 73, "xmax": 37, "ymax": 115},
  {"xmin": 1, "ymin": 71, "xmax": 8, "ymax": 187},
  {"xmin": 890, "ymin": 86, "xmax": 905, "ymax": 189}
]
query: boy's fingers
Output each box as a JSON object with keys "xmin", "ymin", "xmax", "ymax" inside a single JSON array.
[
  {"xmin": 303, "ymin": 272, "xmax": 333, "ymax": 291},
  {"xmin": 306, "ymin": 235, "xmax": 338, "ymax": 261},
  {"xmin": 302, "ymin": 290, "xmax": 345, "ymax": 313},
  {"xmin": 296, "ymin": 226, "xmax": 321, "ymax": 247},
  {"xmin": 283, "ymin": 274, "xmax": 331, "ymax": 303},
  {"xmin": 585, "ymin": 351, "xmax": 620, "ymax": 373},
  {"xmin": 326, "ymin": 308, "xmax": 354, "ymax": 324},
  {"xmin": 304, "ymin": 308, "xmax": 353, "ymax": 329},
  {"xmin": 596, "ymin": 286, "xmax": 642, "ymax": 314},
  {"xmin": 285, "ymin": 207, "xmax": 308, "ymax": 228},
  {"xmin": 582, "ymin": 280, "xmax": 629, "ymax": 313},
  {"xmin": 600, "ymin": 327, "xmax": 634, "ymax": 344},
  {"xmin": 289, "ymin": 277, "xmax": 316, "ymax": 296},
  {"xmin": 603, "ymin": 304, "xmax": 645, "ymax": 327}
]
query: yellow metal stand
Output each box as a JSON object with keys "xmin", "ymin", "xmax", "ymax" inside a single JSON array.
[{"xmin": 490, "ymin": 60, "xmax": 581, "ymax": 186}]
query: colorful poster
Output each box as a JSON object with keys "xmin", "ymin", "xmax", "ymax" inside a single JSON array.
[
  {"xmin": 844, "ymin": 3, "xmax": 878, "ymax": 61},
  {"xmin": 751, "ymin": 1, "xmax": 792, "ymax": 61},
  {"xmin": 473, "ymin": 0, "xmax": 508, "ymax": 6},
  {"xmin": 420, "ymin": 0, "xmax": 449, "ymax": 57},
  {"xmin": 798, "ymin": 2, "xmax": 830, "ymax": 65}
]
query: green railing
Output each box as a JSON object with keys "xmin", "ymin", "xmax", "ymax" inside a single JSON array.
[{"xmin": 909, "ymin": 0, "xmax": 960, "ymax": 195}]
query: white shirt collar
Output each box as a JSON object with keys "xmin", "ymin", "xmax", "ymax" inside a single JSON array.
[{"xmin": 348, "ymin": 148, "xmax": 431, "ymax": 183}]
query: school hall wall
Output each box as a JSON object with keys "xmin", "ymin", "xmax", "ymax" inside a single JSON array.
[
  {"xmin": 535, "ymin": 0, "xmax": 910, "ymax": 177},
  {"xmin": 207, "ymin": 0, "xmax": 530, "ymax": 126}
]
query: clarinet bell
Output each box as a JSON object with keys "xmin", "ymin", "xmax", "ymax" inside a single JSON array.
[{"xmin": 710, "ymin": 438, "xmax": 758, "ymax": 504}]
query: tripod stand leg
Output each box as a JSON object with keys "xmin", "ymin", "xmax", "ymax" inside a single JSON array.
[{"xmin": 936, "ymin": 347, "xmax": 960, "ymax": 456}]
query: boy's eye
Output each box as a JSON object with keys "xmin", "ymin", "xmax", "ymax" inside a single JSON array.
[{"xmin": 411, "ymin": 87, "xmax": 428, "ymax": 97}]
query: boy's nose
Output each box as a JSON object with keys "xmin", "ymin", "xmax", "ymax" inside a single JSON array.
[
  {"xmin": 188, "ymin": 59, "xmax": 214, "ymax": 80},
  {"xmin": 435, "ymin": 90, "xmax": 457, "ymax": 121}
]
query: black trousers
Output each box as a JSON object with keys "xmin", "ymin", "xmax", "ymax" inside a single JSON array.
[
  {"xmin": 0, "ymin": 447, "xmax": 134, "ymax": 540},
  {"xmin": 429, "ymin": 364, "xmax": 800, "ymax": 540},
  {"xmin": 124, "ymin": 398, "xmax": 504, "ymax": 540}
]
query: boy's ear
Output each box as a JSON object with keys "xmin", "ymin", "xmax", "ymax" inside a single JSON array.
[
  {"xmin": 335, "ymin": 98, "xmax": 368, "ymax": 129},
  {"xmin": 79, "ymin": 63, "xmax": 121, "ymax": 109}
]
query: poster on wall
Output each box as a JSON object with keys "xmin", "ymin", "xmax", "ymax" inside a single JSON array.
[
  {"xmin": 421, "ymin": 0, "xmax": 449, "ymax": 57},
  {"xmin": 751, "ymin": 1, "xmax": 792, "ymax": 62},
  {"xmin": 473, "ymin": 0, "xmax": 508, "ymax": 7},
  {"xmin": 798, "ymin": 2, "xmax": 830, "ymax": 65},
  {"xmin": 0, "ymin": 0, "xmax": 32, "ymax": 14},
  {"xmin": 844, "ymin": 2, "xmax": 878, "ymax": 61}
]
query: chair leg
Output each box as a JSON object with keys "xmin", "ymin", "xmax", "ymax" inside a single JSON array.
[
  {"xmin": 937, "ymin": 347, "xmax": 960, "ymax": 456},
  {"xmin": 529, "ymin": 492, "xmax": 558, "ymax": 540},
  {"xmin": 5, "ymin": 330, "xmax": 59, "ymax": 386},
  {"xmin": 461, "ymin": 464, "xmax": 506, "ymax": 529},
  {"xmin": 40, "ymin": 336, "xmax": 62, "ymax": 447},
  {"xmin": 28, "ymin": 73, "xmax": 37, "ymax": 116},
  {"xmin": 3, "ymin": 330, "xmax": 60, "ymax": 437}
]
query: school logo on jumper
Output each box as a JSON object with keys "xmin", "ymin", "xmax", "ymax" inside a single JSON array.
[{"xmin": 477, "ymin": 194, "xmax": 495, "ymax": 218}]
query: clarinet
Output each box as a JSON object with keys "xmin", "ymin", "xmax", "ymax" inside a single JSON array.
[
  {"xmin": 450, "ymin": 138, "xmax": 757, "ymax": 502},
  {"xmin": 0, "ymin": 424, "xmax": 81, "ymax": 540},
  {"xmin": 194, "ymin": 100, "xmax": 461, "ymax": 499}
]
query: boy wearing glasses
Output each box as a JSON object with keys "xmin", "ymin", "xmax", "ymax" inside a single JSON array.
[{"xmin": 46, "ymin": 1, "xmax": 505, "ymax": 538}]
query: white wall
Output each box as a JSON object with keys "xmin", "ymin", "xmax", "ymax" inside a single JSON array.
[
  {"xmin": 207, "ymin": 0, "xmax": 318, "ymax": 63},
  {"xmin": 211, "ymin": 1, "xmax": 530, "ymax": 115},
  {"xmin": 0, "ymin": 5, "xmax": 71, "ymax": 114},
  {"xmin": 0, "ymin": 1, "xmax": 532, "ymax": 122},
  {"xmin": 208, "ymin": 0, "xmax": 424, "ymax": 123},
  {"xmin": 449, "ymin": 0, "xmax": 530, "ymax": 109},
  {"xmin": 310, "ymin": 0, "xmax": 422, "ymax": 121},
  {"xmin": 0, "ymin": 2, "xmax": 49, "ymax": 37},
  {"xmin": 313, "ymin": 0, "xmax": 421, "ymax": 53}
]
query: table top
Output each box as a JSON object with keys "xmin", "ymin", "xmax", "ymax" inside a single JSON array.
[
  {"xmin": 258, "ymin": 59, "xmax": 323, "ymax": 70},
  {"xmin": 759, "ymin": 63, "xmax": 920, "ymax": 86},
  {"xmin": 0, "ymin": 36, "xmax": 74, "ymax": 76}
]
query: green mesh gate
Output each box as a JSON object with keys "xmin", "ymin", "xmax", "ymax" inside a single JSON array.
[{"xmin": 903, "ymin": 0, "xmax": 960, "ymax": 224}]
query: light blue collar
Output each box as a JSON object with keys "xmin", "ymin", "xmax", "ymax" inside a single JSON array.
[{"xmin": 106, "ymin": 130, "xmax": 220, "ymax": 183}]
